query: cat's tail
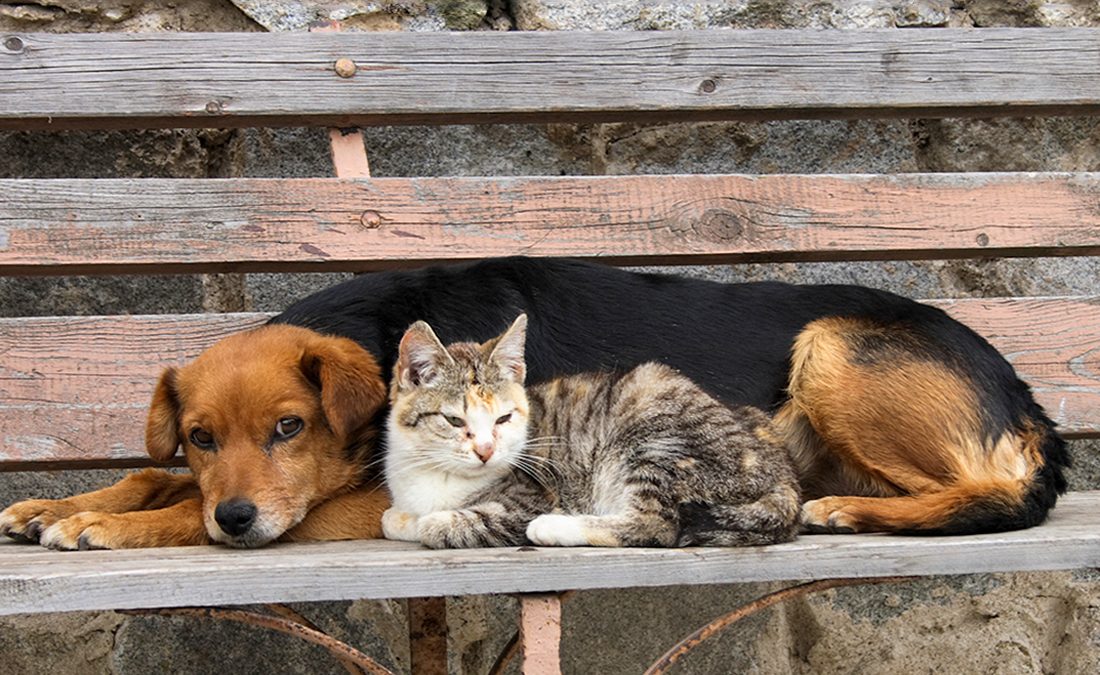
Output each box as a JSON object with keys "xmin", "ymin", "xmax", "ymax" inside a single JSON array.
[{"xmin": 676, "ymin": 484, "xmax": 801, "ymax": 547}]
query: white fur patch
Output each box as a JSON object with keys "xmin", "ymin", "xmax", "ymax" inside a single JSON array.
[
  {"xmin": 382, "ymin": 508, "xmax": 421, "ymax": 542},
  {"xmin": 526, "ymin": 514, "xmax": 591, "ymax": 547}
]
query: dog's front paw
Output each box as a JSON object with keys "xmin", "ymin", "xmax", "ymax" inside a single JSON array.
[
  {"xmin": 0, "ymin": 499, "xmax": 80, "ymax": 543},
  {"xmin": 381, "ymin": 508, "xmax": 420, "ymax": 542},
  {"xmin": 799, "ymin": 497, "xmax": 858, "ymax": 534},
  {"xmin": 526, "ymin": 514, "xmax": 589, "ymax": 547},
  {"xmin": 39, "ymin": 512, "xmax": 125, "ymax": 550}
]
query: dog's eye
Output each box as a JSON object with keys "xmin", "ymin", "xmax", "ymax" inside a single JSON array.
[
  {"xmin": 189, "ymin": 428, "xmax": 215, "ymax": 450},
  {"xmin": 496, "ymin": 413, "xmax": 512, "ymax": 425},
  {"xmin": 275, "ymin": 416, "xmax": 304, "ymax": 440},
  {"xmin": 442, "ymin": 414, "xmax": 465, "ymax": 428}
]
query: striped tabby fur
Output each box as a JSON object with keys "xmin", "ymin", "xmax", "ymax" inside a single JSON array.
[{"xmin": 382, "ymin": 314, "xmax": 800, "ymax": 549}]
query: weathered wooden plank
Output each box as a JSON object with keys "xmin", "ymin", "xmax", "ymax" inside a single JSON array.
[
  {"xmin": 2, "ymin": 29, "xmax": 1100, "ymax": 131},
  {"xmin": 4, "ymin": 173, "xmax": 1100, "ymax": 275},
  {"xmin": 1, "ymin": 297, "xmax": 1097, "ymax": 468},
  {"xmin": 0, "ymin": 490, "xmax": 1096, "ymax": 616},
  {"xmin": 0, "ymin": 314, "xmax": 268, "ymax": 468}
]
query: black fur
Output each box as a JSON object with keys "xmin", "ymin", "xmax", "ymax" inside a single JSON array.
[{"xmin": 271, "ymin": 257, "xmax": 1069, "ymax": 531}]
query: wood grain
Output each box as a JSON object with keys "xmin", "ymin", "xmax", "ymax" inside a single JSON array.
[
  {"xmin": 0, "ymin": 314, "xmax": 268, "ymax": 468},
  {"xmin": 3, "ymin": 173, "xmax": 1100, "ymax": 274},
  {"xmin": 1, "ymin": 297, "xmax": 1097, "ymax": 468},
  {"xmin": 0, "ymin": 490, "xmax": 1097, "ymax": 616},
  {"xmin": 2, "ymin": 29, "xmax": 1100, "ymax": 130}
]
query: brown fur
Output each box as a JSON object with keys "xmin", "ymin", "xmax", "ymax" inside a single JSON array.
[
  {"xmin": 1, "ymin": 325, "xmax": 391, "ymax": 549},
  {"xmin": 777, "ymin": 318, "xmax": 1042, "ymax": 533}
]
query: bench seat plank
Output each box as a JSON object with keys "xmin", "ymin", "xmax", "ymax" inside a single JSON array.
[
  {"xmin": 4, "ymin": 174, "xmax": 1100, "ymax": 274},
  {"xmin": 1, "ymin": 296, "xmax": 1097, "ymax": 469},
  {"xmin": 0, "ymin": 490, "xmax": 1096, "ymax": 616},
  {"xmin": 2, "ymin": 29, "xmax": 1100, "ymax": 131}
]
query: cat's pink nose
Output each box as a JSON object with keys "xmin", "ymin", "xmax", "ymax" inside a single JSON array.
[{"xmin": 474, "ymin": 443, "xmax": 494, "ymax": 463}]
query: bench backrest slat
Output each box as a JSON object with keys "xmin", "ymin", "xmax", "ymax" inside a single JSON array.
[
  {"xmin": 5, "ymin": 173, "xmax": 1100, "ymax": 275},
  {"xmin": 3, "ymin": 29, "xmax": 1100, "ymax": 131},
  {"xmin": 2, "ymin": 297, "xmax": 1097, "ymax": 470}
]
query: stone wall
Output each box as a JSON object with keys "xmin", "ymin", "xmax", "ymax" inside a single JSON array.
[{"xmin": 1, "ymin": 1, "xmax": 1098, "ymax": 673}]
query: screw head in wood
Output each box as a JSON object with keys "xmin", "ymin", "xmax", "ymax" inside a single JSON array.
[
  {"xmin": 360, "ymin": 211, "xmax": 382, "ymax": 229},
  {"xmin": 205, "ymin": 101, "xmax": 222, "ymax": 114},
  {"xmin": 700, "ymin": 79, "xmax": 717, "ymax": 94},
  {"xmin": 3, "ymin": 36, "xmax": 24, "ymax": 53},
  {"xmin": 334, "ymin": 58, "xmax": 358, "ymax": 78}
]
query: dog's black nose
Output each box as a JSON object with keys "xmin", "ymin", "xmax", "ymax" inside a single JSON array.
[{"xmin": 214, "ymin": 499, "xmax": 257, "ymax": 537}]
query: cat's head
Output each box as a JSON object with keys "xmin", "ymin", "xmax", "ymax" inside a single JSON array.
[{"xmin": 387, "ymin": 314, "xmax": 529, "ymax": 478}]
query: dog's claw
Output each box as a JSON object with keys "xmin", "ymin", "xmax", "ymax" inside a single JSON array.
[
  {"xmin": 76, "ymin": 534, "xmax": 104, "ymax": 551},
  {"xmin": 23, "ymin": 521, "xmax": 42, "ymax": 542}
]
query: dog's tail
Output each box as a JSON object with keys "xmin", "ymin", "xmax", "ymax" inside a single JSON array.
[
  {"xmin": 897, "ymin": 418, "xmax": 1068, "ymax": 535},
  {"xmin": 799, "ymin": 418, "xmax": 1069, "ymax": 536}
]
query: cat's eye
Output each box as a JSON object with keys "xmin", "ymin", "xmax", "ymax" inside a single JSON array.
[
  {"xmin": 443, "ymin": 415, "xmax": 465, "ymax": 428},
  {"xmin": 189, "ymin": 428, "xmax": 215, "ymax": 450},
  {"xmin": 274, "ymin": 416, "xmax": 304, "ymax": 440},
  {"xmin": 495, "ymin": 413, "xmax": 512, "ymax": 425}
]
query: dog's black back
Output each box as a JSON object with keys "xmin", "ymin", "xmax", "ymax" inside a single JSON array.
[{"xmin": 273, "ymin": 257, "xmax": 999, "ymax": 412}]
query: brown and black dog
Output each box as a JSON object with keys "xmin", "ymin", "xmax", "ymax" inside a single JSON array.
[{"xmin": 0, "ymin": 257, "xmax": 1069, "ymax": 548}]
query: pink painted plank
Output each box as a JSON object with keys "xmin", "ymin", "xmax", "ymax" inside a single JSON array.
[
  {"xmin": 0, "ymin": 297, "xmax": 1096, "ymax": 468},
  {"xmin": 3, "ymin": 174, "xmax": 1100, "ymax": 275}
]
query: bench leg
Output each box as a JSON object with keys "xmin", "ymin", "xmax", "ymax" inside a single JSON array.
[
  {"xmin": 408, "ymin": 597, "xmax": 448, "ymax": 675},
  {"xmin": 520, "ymin": 593, "xmax": 563, "ymax": 675}
]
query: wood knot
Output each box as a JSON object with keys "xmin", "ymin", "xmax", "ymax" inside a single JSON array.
[
  {"xmin": 2, "ymin": 36, "xmax": 24, "ymax": 53},
  {"xmin": 334, "ymin": 58, "xmax": 358, "ymax": 78},
  {"xmin": 697, "ymin": 209, "xmax": 743, "ymax": 240}
]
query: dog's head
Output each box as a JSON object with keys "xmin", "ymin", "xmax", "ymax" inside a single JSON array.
[{"xmin": 145, "ymin": 324, "xmax": 387, "ymax": 547}]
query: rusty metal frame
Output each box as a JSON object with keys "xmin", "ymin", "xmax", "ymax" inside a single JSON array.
[
  {"xmin": 121, "ymin": 605, "xmax": 393, "ymax": 675},
  {"xmin": 643, "ymin": 576, "xmax": 908, "ymax": 675}
]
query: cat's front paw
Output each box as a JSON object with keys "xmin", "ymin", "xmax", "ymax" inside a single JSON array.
[
  {"xmin": 381, "ymin": 508, "xmax": 421, "ymax": 542},
  {"xmin": 526, "ymin": 514, "xmax": 590, "ymax": 547},
  {"xmin": 417, "ymin": 510, "xmax": 461, "ymax": 549}
]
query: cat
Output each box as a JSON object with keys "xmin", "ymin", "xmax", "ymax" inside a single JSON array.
[{"xmin": 381, "ymin": 314, "xmax": 800, "ymax": 549}]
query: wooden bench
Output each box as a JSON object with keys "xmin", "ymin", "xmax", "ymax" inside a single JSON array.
[{"xmin": 2, "ymin": 27, "xmax": 1100, "ymax": 674}]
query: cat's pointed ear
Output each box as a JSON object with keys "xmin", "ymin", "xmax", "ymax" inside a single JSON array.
[
  {"xmin": 396, "ymin": 321, "xmax": 452, "ymax": 389},
  {"xmin": 489, "ymin": 314, "xmax": 527, "ymax": 384}
]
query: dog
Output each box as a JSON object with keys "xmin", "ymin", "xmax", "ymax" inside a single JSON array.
[{"xmin": 0, "ymin": 257, "xmax": 1069, "ymax": 548}]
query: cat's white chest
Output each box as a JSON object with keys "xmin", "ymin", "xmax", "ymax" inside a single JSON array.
[{"xmin": 388, "ymin": 469, "xmax": 491, "ymax": 515}]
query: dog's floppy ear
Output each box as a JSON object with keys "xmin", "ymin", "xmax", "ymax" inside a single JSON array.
[
  {"xmin": 301, "ymin": 335, "xmax": 388, "ymax": 441},
  {"xmin": 145, "ymin": 367, "xmax": 182, "ymax": 462}
]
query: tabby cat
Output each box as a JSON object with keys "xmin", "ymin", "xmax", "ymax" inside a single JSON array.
[{"xmin": 382, "ymin": 314, "xmax": 800, "ymax": 549}]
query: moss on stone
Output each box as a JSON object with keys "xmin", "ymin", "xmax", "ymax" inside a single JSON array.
[{"xmin": 433, "ymin": 0, "xmax": 488, "ymax": 30}]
